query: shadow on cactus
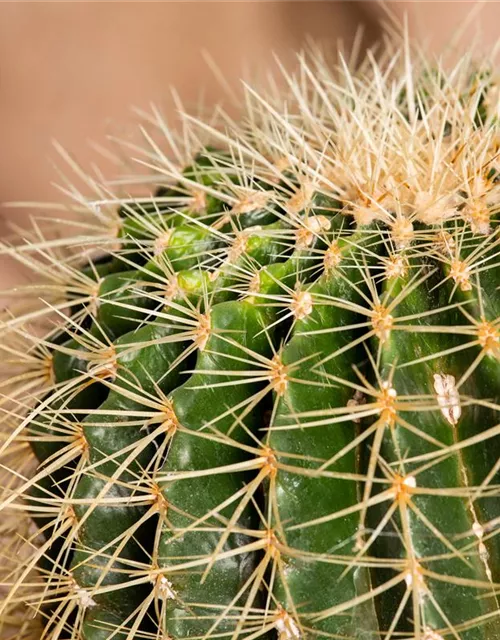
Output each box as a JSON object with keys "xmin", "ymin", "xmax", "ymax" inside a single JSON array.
[{"xmin": 1, "ymin": 25, "xmax": 500, "ymax": 640}]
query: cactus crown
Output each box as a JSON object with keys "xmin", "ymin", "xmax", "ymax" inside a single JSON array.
[{"xmin": 1, "ymin": 25, "xmax": 500, "ymax": 640}]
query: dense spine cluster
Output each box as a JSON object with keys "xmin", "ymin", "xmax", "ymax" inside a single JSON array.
[{"xmin": 1, "ymin": 32, "xmax": 500, "ymax": 640}]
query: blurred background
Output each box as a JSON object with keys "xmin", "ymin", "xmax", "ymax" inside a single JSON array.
[{"xmin": 0, "ymin": 1, "xmax": 498, "ymax": 286}]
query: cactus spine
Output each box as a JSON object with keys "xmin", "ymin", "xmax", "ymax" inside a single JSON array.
[{"xmin": 1, "ymin": 30, "xmax": 500, "ymax": 640}]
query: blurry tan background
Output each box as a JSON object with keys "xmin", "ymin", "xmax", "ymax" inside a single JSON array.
[{"xmin": 0, "ymin": 1, "xmax": 499, "ymax": 288}]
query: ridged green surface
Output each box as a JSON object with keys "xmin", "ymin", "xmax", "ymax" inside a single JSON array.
[{"xmin": 1, "ymin": 40, "xmax": 500, "ymax": 640}]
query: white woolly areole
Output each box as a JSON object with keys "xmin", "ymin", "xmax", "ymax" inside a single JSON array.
[
  {"xmin": 158, "ymin": 575, "xmax": 176, "ymax": 600},
  {"xmin": 228, "ymin": 227, "xmax": 261, "ymax": 262},
  {"xmin": 74, "ymin": 585, "xmax": 96, "ymax": 609},
  {"xmin": 154, "ymin": 230, "xmax": 173, "ymax": 256},
  {"xmin": 275, "ymin": 612, "xmax": 301, "ymax": 639},
  {"xmin": 291, "ymin": 290, "xmax": 313, "ymax": 320},
  {"xmin": 404, "ymin": 564, "xmax": 427, "ymax": 601},
  {"xmin": 403, "ymin": 475, "xmax": 417, "ymax": 489},
  {"xmin": 231, "ymin": 191, "xmax": 270, "ymax": 215},
  {"xmin": 433, "ymin": 373, "xmax": 461, "ymax": 425},
  {"xmin": 295, "ymin": 214, "xmax": 331, "ymax": 249}
]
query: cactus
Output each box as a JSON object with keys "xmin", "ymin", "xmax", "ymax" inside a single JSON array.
[{"xmin": 1, "ymin": 29, "xmax": 500, "ymax": 640}]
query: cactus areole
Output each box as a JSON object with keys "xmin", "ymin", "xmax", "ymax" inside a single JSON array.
[{"xmin": 1, "ymin": 32, "xmax": 500, "ymax": 640}]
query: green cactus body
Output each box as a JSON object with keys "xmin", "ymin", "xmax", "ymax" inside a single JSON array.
[
  {"xmin": 157, "ymin": 298, "xmax": 275, "ymax": 639},
  {"xmin": 267, "ymin": 246, "xmax": 380, "ymax": 639},
  {"xmin": 371, "ymin": 262, "xmax": 500, "ymax": 638},
  {"xmin": 2, "ymin": 32, "xmax": 500, "ymax": 640}
]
